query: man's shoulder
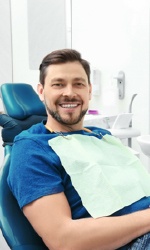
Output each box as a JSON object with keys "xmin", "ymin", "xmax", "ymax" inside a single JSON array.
[{"xmin": 14, "ymin": 122, "xmax": 46, "ymax": 141}]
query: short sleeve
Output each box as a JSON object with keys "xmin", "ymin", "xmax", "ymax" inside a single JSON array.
[{"xmin": 7, "ymin": 137, "xmax": 64, "ymax": 208}]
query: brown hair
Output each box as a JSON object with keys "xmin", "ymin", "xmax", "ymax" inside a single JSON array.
[{"xmin": 39, "ymin": 49, "xmax": 91, "ymax": 86}]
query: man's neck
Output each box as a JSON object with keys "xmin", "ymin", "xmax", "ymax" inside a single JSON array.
[{"xmin": 45, "ymin": 117, "xmax": 84, "ymax": 133}]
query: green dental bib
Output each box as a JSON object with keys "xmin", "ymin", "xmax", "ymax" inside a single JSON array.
[{"xmin": 48, "ymin": 134, "xmax": 150, "ymax": 218}]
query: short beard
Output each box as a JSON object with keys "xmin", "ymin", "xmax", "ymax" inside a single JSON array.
[{"xmin": 45, "ymin": 103, "xmax": 87, "ymax": 126}]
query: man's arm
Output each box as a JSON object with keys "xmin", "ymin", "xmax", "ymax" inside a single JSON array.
[{"xmin": 23, "ymin": 192, "xmax": 150, "ymax": 250}]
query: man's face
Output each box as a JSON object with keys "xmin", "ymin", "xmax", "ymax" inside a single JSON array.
[{"xmin": 38, "ymin": 61, "xmax": 92, "ymax": 126}]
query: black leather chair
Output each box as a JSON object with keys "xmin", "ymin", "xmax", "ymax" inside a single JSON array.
[{"xmin": 0, "ymin": 83, "xmax": 48, "ymax": 250}]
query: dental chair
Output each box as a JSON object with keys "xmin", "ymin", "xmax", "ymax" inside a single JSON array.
[{"xmin": 0, "ymin": 83, "xmax": 48, "ymax": 250}]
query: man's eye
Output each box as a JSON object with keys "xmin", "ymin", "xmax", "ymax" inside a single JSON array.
[
  {"xmin": 76, "ymin": 82, "xmax": 84, "ymax": 86},
  {"xmin": 52, "ymin": 83, "xmax": 63, "ymax": 87}
]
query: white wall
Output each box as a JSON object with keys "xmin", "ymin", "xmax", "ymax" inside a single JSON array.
[
  {"xmin": 0, "ymin": 0, "xmax": 12, "ymax": 112},
  {"xmin": 0, "ymin": 0, "xmax": 12, "ymax": 86},
  {"xmin": 71, "ymin": 0, "xmax": 150, "ymax": 169},
  {"xmin": 8, "ymin": 0, "xmax": 150, "ymax": 165},
  {"xmin": 1, "ymin": 0, "xmax": 150, "ymax": 167},
  {"xmin": 10, "ymin": 0, "xmax": 71, "ymax": 89}
]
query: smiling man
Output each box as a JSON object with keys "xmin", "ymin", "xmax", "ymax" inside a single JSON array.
[
  {"xmin": 8, "ymin": 49, "xmax": 150, "ymax": 250},
  {"xmin": 38, "ymin": 58, "xmax": 91, "ymax": 131}
]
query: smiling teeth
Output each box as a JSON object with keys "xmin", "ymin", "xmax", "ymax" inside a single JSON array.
[{"xmin": 61, "ymin": 104, "xmax": 78, "ymax": 108}]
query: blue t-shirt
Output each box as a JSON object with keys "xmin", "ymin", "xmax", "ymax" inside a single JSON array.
[{"xmin": 7, "ymin": 121, "xmax": 150, "ymax": 220}]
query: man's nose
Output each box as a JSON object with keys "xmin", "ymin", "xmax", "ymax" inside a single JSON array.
[{"xmin": 62, "ymin": 85, "xmax": 76, "ymax": 97}]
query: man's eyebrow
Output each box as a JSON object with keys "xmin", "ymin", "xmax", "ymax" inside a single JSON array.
[
  {"xmin": 73, "ymin": 77, "xmax": 86, "ymax": 82},
  {"xmin": 51, "ymin": 77, "xmax": 86, "ymax": 82},
  {"xmin": 51, "ymin": 78, "xmax": 64, "ymax": 82}
]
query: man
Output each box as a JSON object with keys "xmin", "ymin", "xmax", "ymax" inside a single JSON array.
[{"xmin": 8, "ymin": 49, "xmax": 150, "ymax": 249}]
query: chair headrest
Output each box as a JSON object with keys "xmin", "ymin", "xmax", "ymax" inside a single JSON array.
[{"xmin": 0, "ymin": 83, "xmax": 47, "ymax": 120}]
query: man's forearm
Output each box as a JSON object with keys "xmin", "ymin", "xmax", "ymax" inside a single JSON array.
[
  {"xmin": 44, "ymin": 209, "xmax": 150, "ymax": 250},
  {"xmin": 23, "ymin": 193, "xmax": 150, "ymax": 250}
]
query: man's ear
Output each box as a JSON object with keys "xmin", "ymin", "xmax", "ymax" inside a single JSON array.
[
  {"xmin": 89, "ymin": 83, "xmax": 92, "ymax": 100},
  {"xmin": 37, "ymin": 83, "xmax": 44, "ymax": 102}
]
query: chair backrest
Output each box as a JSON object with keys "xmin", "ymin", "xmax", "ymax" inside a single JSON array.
[
  {"xmin": 0, "ymin": 83, "xmax": 47, "ymax": 146},
  {"xmin": 0, "ymin": 83, "xmax": 48, "ymax": 249}
]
